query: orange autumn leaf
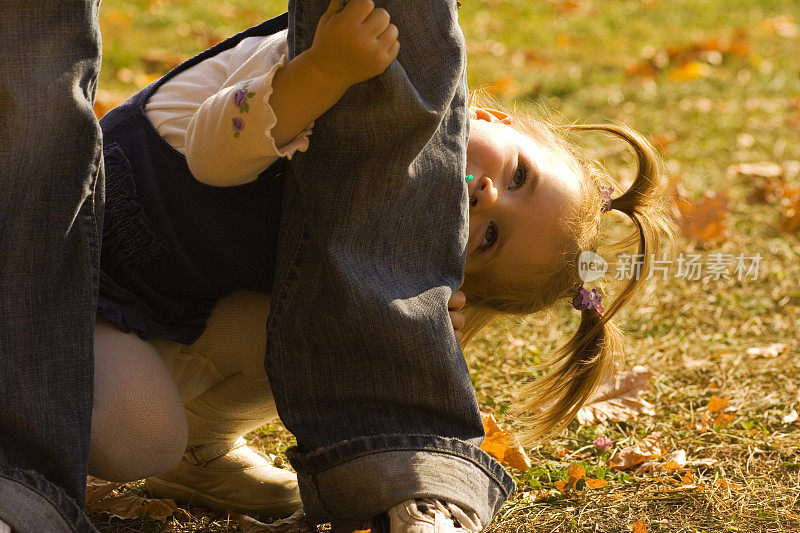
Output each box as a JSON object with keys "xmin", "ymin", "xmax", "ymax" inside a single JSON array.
[
  {"xmin": 554, "ymin": 480, "xmax": 567, "ymax": 493},
  {"xmin": 566, "ymin": 463, "xmax": 585, "ymax": 480},
  {"xmin": 779, "ymin": 185, "xmax": 800, "ymax": 232},
  {"xmin": 669, "ymin": 61, "xmax": 711, "ymax": 81},
  {"xmin": 631, "ymin": 520, "xmax": 647, "ymax": 533},
  {"xmin": 610, "ymin": 431, "xmax": 665, "ymax": 470},
  {"xmin": 716, "ymin": 479, "xmax": 744, "ymax": 490},
  {"xmin": 584, "ymin": 478, "xmax": 608, "ymax": 489},
  {"xmin": 479, "ymin": 413, "xmax": 531, "ymax": 470},
  {"xmin": 707, "ymin": 395, "xmax": 729, "ymax": 413},
  {"xmin": 713, "ymin": 412, "xmax": 736, "ymax": 426},
  {"xmin": 484, "ymin": 75, "xmax": 518, "ymax": 97},
  {"xmin": 674, "ymin": 190, "xmax": 731, "ymax": 243}
]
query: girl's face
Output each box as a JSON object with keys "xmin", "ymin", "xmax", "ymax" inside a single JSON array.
[{"xmin": 464, "ymin": 110, "xmax": 582, "ymax": 284}]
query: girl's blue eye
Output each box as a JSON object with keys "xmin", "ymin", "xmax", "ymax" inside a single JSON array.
[{"xmin": 479, "ymin": 159, "xmax": 529, "ymax": 252}]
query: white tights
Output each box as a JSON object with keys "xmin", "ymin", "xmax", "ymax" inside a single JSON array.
[{"xmin": 88, "ymin": 290, "xmax": 276, "ymax": 482}]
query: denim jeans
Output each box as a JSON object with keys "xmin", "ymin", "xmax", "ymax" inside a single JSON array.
[
  {"xmin": 265, "ymin": 0, "xmax": 514, "ymax": 525},
  {"xmin": 0, "ymin": 0, "xmax": 102, "ymax": 531}
]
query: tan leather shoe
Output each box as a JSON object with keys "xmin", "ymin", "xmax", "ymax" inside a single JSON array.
[{"xmin": 145, "ymin": 437, "xmax": 301, "ymax": 518}]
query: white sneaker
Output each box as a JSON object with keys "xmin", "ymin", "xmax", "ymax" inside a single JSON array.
[{"xmin": 386, "ymin": 499, "xmax": 482, "ymax": 533}]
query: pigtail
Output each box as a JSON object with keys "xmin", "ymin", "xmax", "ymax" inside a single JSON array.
[
  {"xmin": 513, "ymin": 123, "xmax": 673, "ymax": 441},
  {"xmin": 515, "ymin": 307, "xmax": 625, "ymax": 441}
]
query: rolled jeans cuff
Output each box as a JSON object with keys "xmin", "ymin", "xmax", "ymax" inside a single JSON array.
[
  {"xmin": 0, "ymin": 465, "xmax": 97, "ymax": 533},
  {"xmin": 287, "ymin": 434, "xmax": 515, "ymax": 526}
]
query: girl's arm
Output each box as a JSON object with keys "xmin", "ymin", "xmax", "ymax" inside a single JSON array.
[{"xmin": 188, "ymin": 0, "xmax": 399, "ymax": 187}]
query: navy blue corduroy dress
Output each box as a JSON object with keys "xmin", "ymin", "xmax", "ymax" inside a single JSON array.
[{"xmin": 98, "ymin": 13, "xmax": 289, "ymax": 345}]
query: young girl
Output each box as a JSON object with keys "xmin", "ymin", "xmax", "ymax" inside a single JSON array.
[{"xmin": 90, "ymin": 0, "xmax": 672, "ymax": 524}]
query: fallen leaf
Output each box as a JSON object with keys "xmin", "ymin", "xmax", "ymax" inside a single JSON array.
[
  {"xmin": 713, "ymin": 412, "xmax": 736, "ymax": 426},
  {"xmin": 233, "ymin": 509, "xmax": 317, "ymax": 533},
  {"xmin": 484, "ymin": 75, "xmax": 518, "ymax": 97},
  {"xmin": 479, "ymin": 413, "xmax": 532, "ymax": 470},
  {"xmin": 746, "ymin": 343, "xmax": 790, "ymax": 358},
  {"xmin": 610, "ymin": 432, "xmax": 666, "ymax": 470},
  {"xmin": 674, "ymin": 191, "xmax": 731, "ymax": 243},
  {"xmin": 577, "ymin": 366, "xmax": 655, "ymax": 425},
  {"xmin": 635, "ymin": 449, "xmax": 687, "ymax": 475},
  {"xmin": 584, "ymin": 478, "xmax": 608, "ymax": 489},
  {"xmin": 554, "ymin": 480, "xmax": 567, "ymax": 493},
  {"xmin": 87, "ymin": 493, "xmax": 179, "ymax": 521},
  {"xmin": 782, "ymin": 410, "xmax": 798, "ymax": 424},
  {"xmin": 716, "ymin": 479, "xmax": 744, "ymax": 490},
  {"xmin": 566, "ymin": 463, "xmax": 585, "ymax": 480},
  {"xmin": 681, "ymin": 471, "xmax": 695, "ymax": 484},
  {"xmin": 85, "ymin": 476, "xmax": 122, "ymax": 505},
  {"xmin": 670, "ymin": 61, "xmax": 711, "ymax": 81},
  {"xmin": 631, "ymin": 520, "xmax": 647, "ymax": 533},
  {"xmin": 707, "ymin": 396, "xmax": 729, "ymax": 413},
  {"xmin": 779, "ymin": 185, "xmax": 800, "ymax": 232},
  {"xmin": 689, "ymin": 457, "xmax": 720, "ymax": 468}
]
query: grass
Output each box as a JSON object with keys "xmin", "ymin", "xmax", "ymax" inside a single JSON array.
[{"xmin": 92, "ymin": 0, "xmax": 800, "ymax": 531}]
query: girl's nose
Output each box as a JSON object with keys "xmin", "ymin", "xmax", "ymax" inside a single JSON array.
[{"xmin": 471, "ymin": 176, "xmax": 497, "ymax": 209}]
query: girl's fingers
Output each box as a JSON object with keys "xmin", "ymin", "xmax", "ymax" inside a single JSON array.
[
  {"xmin": 320, "ymin": 0, "xmax": 340, "ymax": 23},
  {"xmin": 455, "ymin": 330, "xmax": 464, "ymax": 343},
  {"xmin": 449, "ymin": 310, "xmax": 465, "ymax": 331},
  {"xmin": 376, "ymin": 22, "xmax": 399, "ymax": 48},
  {"xmin": 363, "ymin": 6, "xmax": 391, "ymax": 36},
  {"xmin": 448, "ymin": 290, "xmax": 466, "ymax": 310},
  {"xmin": 342, "ymin": 0, "xmax": 374, "ymax": 23},
  {"xmin": 387, "ymin": 38, "xmax": 400, "ymax": 59}
]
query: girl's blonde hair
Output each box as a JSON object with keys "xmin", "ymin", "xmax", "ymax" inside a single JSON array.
[{"xmin": 460, "ymin": 91, "xmax": 675, "ymax": 443}]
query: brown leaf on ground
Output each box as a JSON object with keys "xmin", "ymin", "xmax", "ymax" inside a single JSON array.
[
  {"xmin": 707, "ymin": 396, "xmax": 730, "ymax": 413},
  {"xmin": 86, "ymin": 492, "xmax": 179, "ymax": 521},
  {"xmin": 674, "ymin": 190, "xmax": 731, "ymax": 244},
  {"xmin": 85, "ymin": 476, "xmax": 123, "ymax": 505},
  {"xmin": 746, "ymin": 343, "xmax": 790, "ymax": 358},
  {"xmin": 610, "ymin": 432, "xmax": 666, "ymax": 470},
  {"xmin": 577, "ymin": 366, "xmax": 655, "ymax": 426},
  {"xmin": 479, "ymin": 413, "xmax": 532, "ymax": 470},
  {"xmin": 232, "ymin": 509, "xmax": 317, "ymax": 533},
  {"xmin": 631, "ymin": 520, "xmax": 648, "ymax": 533},
  {"xmin": 716, "ymin": 479, "xmax": 745, "ymax": 491},
  {"xmin": 584, "ymin": 478, "xmax": 609, "ymax": 489},
  {"xmin": 779, "ymin": 185, "xmax": 800, "ymax": 232},
  {"xmin": 636, "ymin": 450, "xmax": 688, "ymax": 475}
]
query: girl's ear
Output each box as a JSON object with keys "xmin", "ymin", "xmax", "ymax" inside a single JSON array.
[{"xmin": 469, "ymin": 106, "xmax": 512, "ymax": 125}]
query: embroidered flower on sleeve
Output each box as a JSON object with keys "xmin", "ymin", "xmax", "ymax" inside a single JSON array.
[
  {"xmin": 231, "ymin": 82, "xmax": 256, "ymax": 138},
  {"xmin": 232, "ymin": 82, "xmax": 255, "ymax": 114},
  {"xmin": 232, "ymin": 117, "xmax": 245, "ymax": 138}
]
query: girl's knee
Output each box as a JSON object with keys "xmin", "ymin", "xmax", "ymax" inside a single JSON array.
[{"xmin": 90, "ymin": 319, "xmax": 188, "ymax": 481}]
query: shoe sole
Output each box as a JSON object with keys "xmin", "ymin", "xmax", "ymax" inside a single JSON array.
[{"xmin": 144, "ymin": 477, "xmax": 302, "ymax": 518}]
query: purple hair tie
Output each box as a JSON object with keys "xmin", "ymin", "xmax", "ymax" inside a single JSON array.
[
  {"xmin": 600, "ymin": 186, "xmax": 614, "ymax": 213},
  {"xmin": 572, "ymin": 287, "xmax": 605, "ymax": 313}
]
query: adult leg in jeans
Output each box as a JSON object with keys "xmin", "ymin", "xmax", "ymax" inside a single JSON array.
[
  {"xmin": 0, "ymin": 0, "xmax": 102, "ymax": 531},
  {"xmin": 265, "ymin": 0, "xmax": 514, "ymax": 526}
]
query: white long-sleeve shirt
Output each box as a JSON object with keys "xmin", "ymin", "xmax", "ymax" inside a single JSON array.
[{"xmin": 144, "ymin": 29, "xmax": 314, "ymax": 186}]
